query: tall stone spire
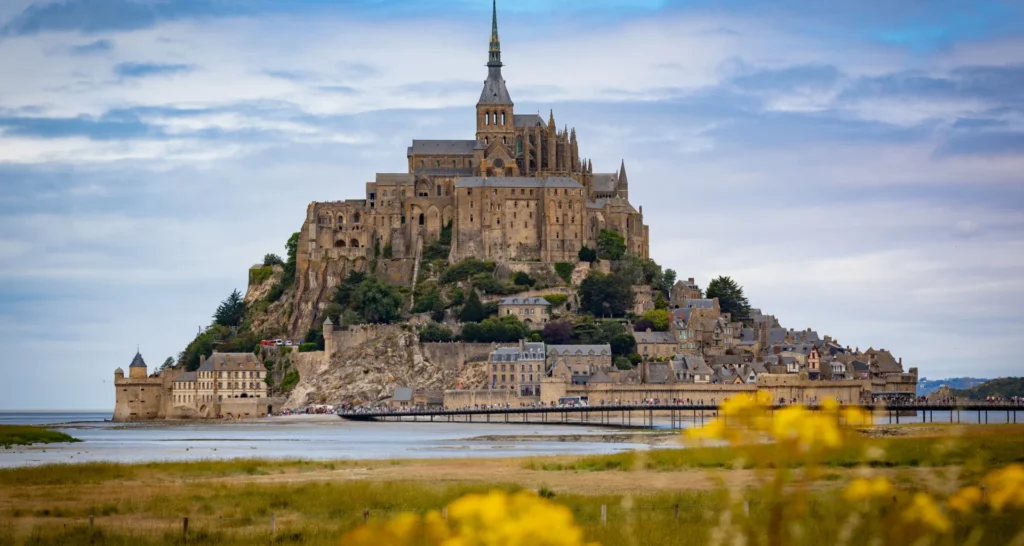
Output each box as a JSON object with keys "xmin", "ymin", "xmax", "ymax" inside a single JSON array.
[
  {"xmin": 617, "ymin": 160, "xmax": 629, "ymax": 199},
  {"xmin": 488, "ymin": 0, "xmax": 502, "ymax": 68},
  {"xmin": 478, "ymin": 0, "xmax": 511, "ymax": 106}
]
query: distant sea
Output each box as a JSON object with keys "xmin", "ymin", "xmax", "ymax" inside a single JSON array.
[{"xmin": 0, "ymin": 411, "xmax": 112, "ymax": 426}]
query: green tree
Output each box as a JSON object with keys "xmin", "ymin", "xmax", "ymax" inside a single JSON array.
[
  {"xmin": 351, "ymin": 277, "xmax": 404, "ymax": 324},
  {"xmin": 640, "ymin": 309, "xmax": 670, "ymax": 331},
  {"xmin": 578, "ymin": 271, "xmax": 633, "ymax": 317},
  {"xmin": 654, "ymin": 292, "xmax": 668, "ymax": 310},
  {"xmin": 705, "ymin": 276, "xmax": 751, "ymax": 319},
  {"xmin": 663, "ymin": 269, "xmax": 677, "ymax": 293},
  {"xmin": 613, "ymin": 356, "xmax": 634, "ymax": 370},
  {"xmin": 541, "ymin": 320, "xmax": 574, "ymax": 344},
  {"xmin": 334, "ymin": 270, "xmax": 368, "ymax": 309},
  {"xmin": 213, "ymin": 289, "xmax": 246, "ymax": 327},
  {"xmin": 578, "ymin": 245, "xmax": 597, "ymax": 263},
  {"xmin": 554, "ymin": 262, "xmax": 574, "ymax": 284},
  {"xmin": 419, "ymin": 322, "xmax": 454, "ymax": 343},
  {"xmin": 511, "ymin": 271, "xmax": 536, "ymax": 287},
  {"xmin": 160, "ymin": 357, "xmax": 175, "ymax": 370},
  {"xmin": 324, "ymin": 302, "xmax": 343, "ymax": 325},
  {"xmin": 609, "ymin": 333, "xmax": 637, "ymax": 357},
  {"xmin": 597, "ymin": 229, "xmax": 626, "ymax": 260},
  {"xmin": 460, "ymin": 290, "xmax": 486, "ymax": 323},
  {"xmin": 263, "ymin": 253, "xmax": 283, "ymax": 267}
]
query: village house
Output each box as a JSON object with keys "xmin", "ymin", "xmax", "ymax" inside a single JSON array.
[
  {"xmin": 489, "ymin": 340, "xmax": 545, "ymax": 395},
  {"xmin": 497, "ymin": 296, "xmax": 551, "ymax": 325},
  {"xmin": 670, "ymin": 278, "xmax": 702, "ymax": 306},
  {"xmin": 633, "ymin": 328, "xmax": 677, "ymax": 360}
]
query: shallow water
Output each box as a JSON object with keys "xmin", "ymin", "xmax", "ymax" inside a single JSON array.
[{"xmin": 0, "ymin": 413, "xmax": 650, "ymax": 467}]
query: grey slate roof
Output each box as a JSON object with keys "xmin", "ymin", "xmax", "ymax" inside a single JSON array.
[
  {"xmin": 589, "ymin": 369, "xmax": 615, "ymax": 384},
  {"xmin": 393, "ymin": 387, "xmax": 413, "ymax": 402},
  {"xmin": 455, "ymin": 176, "xmax": 582, "ymax": 189},
  {"xmin": 197, "ymin": 353, "xmax": 263, "ymax": 372},
  {"xmin": 491, "ymin": 344, "xmax": 545, "ymax": 361},
  {"xmin": 738, "ymin": 327, "xmax": 757, "ymax": 345},
  {"xmin": 513, "ymin": 114, "xmax": 544, "ymax": 127},
  {"xmin": 408, "ymin": 140, "xmax": 480, "ymax": 156},
  {"xmin": 592, "ymin": 173, "xmax": 618, "ymax": 193},
  {"xmin": 547, "ymin": 344, "xmax": 611, "ymax": 356},
  {"xmin": 672, "ymin": 308, "xmax": 693, "ymax": 323},
  {"xmin": 645, "ymin": 362, "xmax": 673, "ymax": 384},
  {"xmin": 176, "ymin": 371, "xmax": 197, "ymax": 383},
  {"xmin": 375, "ymin": 173, "xmax": 414, "ymax": 184},
  {"xmin": 633, "ymin": 330, "xmax": 677, "ymax": 344},
  {"xmin": 479, "ymin": 66, "xmax": 513, "ymax": 105},
  {"xmin": 413, "ymin": 168, "xmax": 475, "ymax": 177},
  {"xmin": 129, "ymin": 351, "xmax": 147, "ymax": 368},
  {"xmin": 499, "ymin": 297, "xmax": 549, "ymax": 306},
  {"xmin": 683, "ymin": 299, "xmax": 715, "ymax": 309}
]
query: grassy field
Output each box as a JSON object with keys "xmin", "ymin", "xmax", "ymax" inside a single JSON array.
[
  {"xmin": 524, "ymin": 424, "xmax": 1024, "ymax": 478},
  {"xmin": 0, "ymin": 425, "xmax": 80, "ymax": 449},
  {"xmin": 0, "ymin": 425, "xmax": 1022, "ymax": 545}
]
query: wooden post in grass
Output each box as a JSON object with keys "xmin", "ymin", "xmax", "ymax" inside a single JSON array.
[
  {"xmin": 270, "ymin": 514, "xmax": 276, "ymax": 535},
  {"xmin": 89, "ymin": 515, "xmax": 94, "ymax": 529},
  {"xmin": 183, "ymin": 517, "xmax": 189, "ymax": 537},
  {"xmin": 363, "ymin": 509, "xmax": 370, "ymax": 523},
  {"xmin": 600, "ymin": 504, "xmax": 607, "ymax": 525},
  {"xmin": 441, "ymin": 508, "xmax": 448, "ymax": 520},
  {"xmin": 674, "ymin": 504, "xmax": 679, "ymax": 521}
]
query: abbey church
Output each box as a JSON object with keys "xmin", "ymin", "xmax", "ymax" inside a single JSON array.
[{"xmin": 297, "ymin": 1, "xmax": 649, "ymax": 292}]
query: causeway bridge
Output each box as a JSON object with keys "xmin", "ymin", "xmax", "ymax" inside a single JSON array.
[{"xmin": 339, "ymin": 402, "xmax": 1024, "ymax": 429}]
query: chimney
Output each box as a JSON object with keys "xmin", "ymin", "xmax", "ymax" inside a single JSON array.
[{"xmin": 688, "ymin": 278, "xmax": 694, "ymax": 284}]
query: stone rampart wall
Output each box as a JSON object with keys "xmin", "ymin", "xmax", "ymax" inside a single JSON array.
[
  {"xmin": 443, "ymin": 390, "xmax": 539, "ymax": 409},
  {"xmin": 421, "ymin": 342, "xmax": 494, "ymax": 371}
]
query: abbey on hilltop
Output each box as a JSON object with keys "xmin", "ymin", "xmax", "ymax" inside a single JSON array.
[{"xmin": 299, "ymin": 0, "xmax": 648, "ymax": 281}]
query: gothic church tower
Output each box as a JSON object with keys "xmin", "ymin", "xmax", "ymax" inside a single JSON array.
[{"xmin": 475, "ymin": 0, "xmax": 516, "ymax": 171}]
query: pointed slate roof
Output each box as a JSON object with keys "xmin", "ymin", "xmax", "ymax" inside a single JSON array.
[{"xmin": 129, "ymin": 351, "xmax": 147, "ymax": 368}]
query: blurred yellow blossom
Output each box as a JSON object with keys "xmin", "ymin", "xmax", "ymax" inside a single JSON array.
[
  {"xmin": 981, "ymin": 464, "xmax": 1024, "ymax": 512},
  {"xmin": 947, "ymin": 486, "xmax": 983, "ymax": 514},
  {"xmin": 902, "ymin": 492, "xmax": 951, "ymax": 534},
  {"xmin": 343, "ymin": 490, "xmax": 597, "ymax": 546},
  {"xmin": 844, "ymin": 477, "xmax": 892, "ymax": 502}
]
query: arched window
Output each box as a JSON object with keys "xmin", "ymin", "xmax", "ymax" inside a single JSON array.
[
  {"xmin": 334, "ymin": 239, "xmax": 346, "ymax": 248},
  {"xmin": 337, "ymin": 215, "xmax": 345, "ymax": 227},
  {"xmin": 352, "ymin": 212, "xmax": 361, "ymax": 224},
  {"xmin": 419, "ymin": 213, "xmax": 424, "ymax": 225},
  {"xmin": 436, "ymin": 185, "xmax": 442, "ymax": 196},
  {"xmin": 502, "ymin": 113, "xmax": 506, "ymax": 125},
  {"xmin": 485, "ymin": 112, "xmax": 490, "ymax": 125},
  {"xmin": 350, "ymin": 239, "xmax": 359, "ymax": 248}
]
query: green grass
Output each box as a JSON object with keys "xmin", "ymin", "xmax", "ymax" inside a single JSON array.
[
  {"xmin": 3, "ymin": 480, "xmax": 1023, "ymax": 546},
  {"xmin": 0, "ymin": 425, "xmax": 80, "ymax": 449},
  {"xmin": 526, "ymin": 426, "xmax": 1024, "ymax": 475},
  {"xmin": 0, "ymin": 458, "xmax": 352, "ymax": 486}
]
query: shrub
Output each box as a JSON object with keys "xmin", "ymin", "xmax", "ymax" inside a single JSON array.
[
  {"xmin": 542, "ymin": 294, "xmax": 568, "ymax": 308},
  {"xmin": 280, "ymin": 369, "xmax": 300, "ymax": 391},
  {"xmin": 627, "ymin": 353, "xmax": 643, "ymax": 365},
  {"xmin": 461, "ymin": 315, "xmax": 530, "ymax": 343},
  {"xmin": 298, "ymin": 342, "xmax": 318, "ymax": 353},
  {"xmin": 578, "ymin": 245, "xmax": 597, "ymax": 263},
  {"xmin": 511, "ymin": 271, "xmax": 536, "ymax": 287},
  {"xmin": 419, "ymin": 322, "xmax": 454, "ymax": 343},
  {"xmin": 382, "ymin": 242, "xmax": 393, "ymax": 259},
  {"xmin": 262, "ymin": 253, "xmax": 284, "ymax": 267},
  {"xmin": 640, "ymin": 309, "xmax": 671, "ymax": 331},
  {"xmin": 471, "ymin": 273, "xmax": 519, "ymax": 295},
  {"xmin": 249, "ymin": 266, "xmax": 273, "ymax": 286},
  {"xmin": 441, "ymin": 258, "xmax": 496, "ymax": 284},
  {"xmin": 554, "ymin": 262, "xmax": 574, "ymax": 284},
  {"xmin": 614, "ymin": 356, "xmax": 634, "ymax": 370},
  {"xmin": 597, "ymin": 229, "xmax": 626, "ymax": 260}
]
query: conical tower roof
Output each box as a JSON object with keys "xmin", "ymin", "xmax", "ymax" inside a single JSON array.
[{"xmin": 129, "ymin": 350, "xmax": 147, "ymax": 368}]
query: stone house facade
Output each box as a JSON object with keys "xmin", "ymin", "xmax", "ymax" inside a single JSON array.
[
  {"xmin": 497, "ymin": 296, "xmax": 551, "ymax": 325},
  {"xmin": 633, "ymin": 329, "xmax": 677, "ymax": 360},
  {"xmin": 490, "ymin": 341, "xmax": 545, "ymax": 396}
]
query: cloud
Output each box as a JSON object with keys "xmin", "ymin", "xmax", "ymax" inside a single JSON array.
[
  {"xmin": 114, "ymin": 61, "xmax": 193, "ymax": 78},
  {"xmin": 1, "ymin": 0, "xmax": 1023, "ymax": 410},
  {"xmin": 69, "ymin": 38, "xmax": 113, "ymax": 54}
]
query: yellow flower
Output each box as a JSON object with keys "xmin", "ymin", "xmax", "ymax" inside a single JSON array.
[
  {"xmin": 902, "ymin": 492, "xmax": 951, "ymax": 534},
  {"xmin": 842, "ymin": 407, "xmax": 872, "ymax": 427},
  {"xmin": 844, "ymin": 477, "xmax": 892, "ymax": 502},
  {"xmin": 341, "ymin": 491, "xmax": 596, "ymax": 546},
  {"xmin": 947, "ymin": 486, "xmax": 982, "ymax": 514},
  {"xmin": 981, "ymin": 464, "xmax": 1024, "ymax": 512}
]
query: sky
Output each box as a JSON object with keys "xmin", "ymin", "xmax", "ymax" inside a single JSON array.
[{"xmin": 0, "ymin": 0, "xmax": 1022, "ymax": 410}]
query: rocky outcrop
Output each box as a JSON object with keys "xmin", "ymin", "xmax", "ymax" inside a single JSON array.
[{"xmin": 283, "ymin": 325, "xmax": 461, "ymax": 407}]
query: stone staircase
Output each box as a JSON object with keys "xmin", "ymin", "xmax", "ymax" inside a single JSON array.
[{"xmin": 408, "ymin": 232, "xmax": 424, "ymax": 311}]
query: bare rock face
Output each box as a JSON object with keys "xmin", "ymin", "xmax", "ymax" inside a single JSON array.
[{"xmin": 283, "ymin": 326, "xmax": 458, "ymax": 407}]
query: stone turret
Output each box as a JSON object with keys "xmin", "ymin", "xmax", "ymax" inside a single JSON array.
[
  {"xmin": 128, "ymin": 350, "xmax": 148, "ymax": 379},
  {"xmin": 323, "ymin": 315, "xmax": 334, "ymax": 356}
]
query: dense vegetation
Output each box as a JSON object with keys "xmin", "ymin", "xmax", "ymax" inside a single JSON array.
[
  {"xmin": 578, "ymin": 271, "xmax": 633, "ymax": 317},
  {"xmin": 596, "ymin": 229, "xmax": 626, "ymax": 260},
  {"xmin": 0, "ymin": 426, "xmax": 80, "ymax": 449},
  {"xmin": 951, "ymin": 377, "xmax": 1024, "ymax": 399},
  {"xmin": 705, "ymin": 275, "xmax": 750, "ymax": 319}
]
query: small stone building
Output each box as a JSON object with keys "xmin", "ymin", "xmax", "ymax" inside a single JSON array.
[
  {"xmin": 633, "ymin": 329, "xmax": 677, "ymax": 360},
  {"xmin": 497, "ymin": 296, "xmax": 551, "ymax": 325}
]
